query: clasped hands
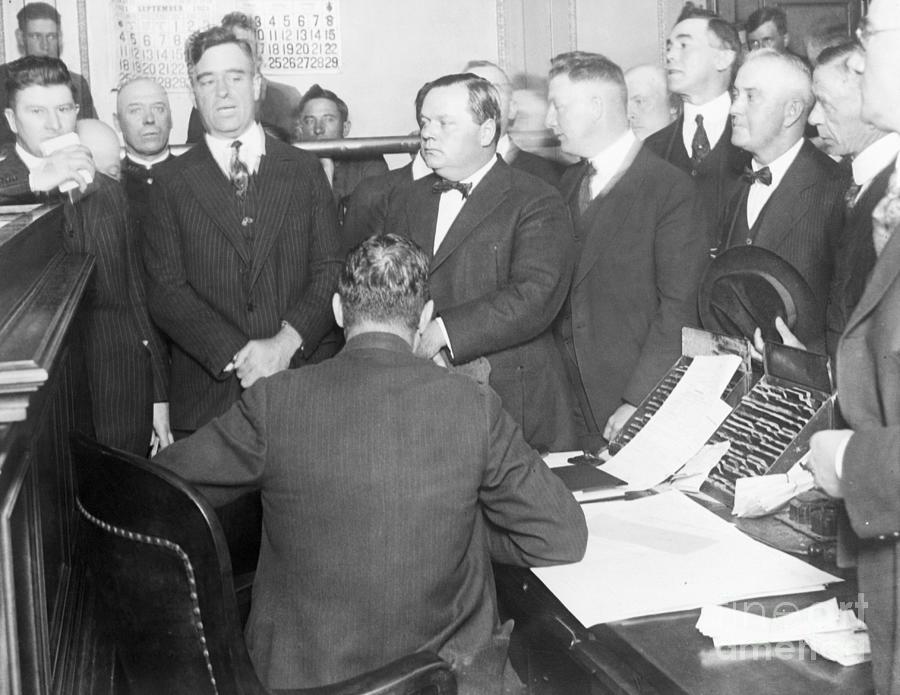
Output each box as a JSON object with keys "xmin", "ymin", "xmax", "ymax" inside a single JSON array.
[
  {"xmin": 230, "ymin": 323, "xmax": 302, "ymax": 388},
  {"xmin": 31, "ymin": 144, "xmax": 96, "ymax": 194}
]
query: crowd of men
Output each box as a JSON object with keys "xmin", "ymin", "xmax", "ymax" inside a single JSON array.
[{"xmin": 2, "ymin": 0, "xmax": 900, "ymax": 692}]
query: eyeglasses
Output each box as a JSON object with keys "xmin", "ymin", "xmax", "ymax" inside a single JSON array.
[
  {"xmin": 855, "ymin": 17, "xmax": 900, "ymax": 50},
  {"xmin": 748, "ymin": 36, "xmax": 777, "ymax": 50}
]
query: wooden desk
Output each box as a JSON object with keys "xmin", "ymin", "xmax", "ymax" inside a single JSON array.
[{"xmin": 497, "ymin": 559, "xmax": 873, "ymax": 694}]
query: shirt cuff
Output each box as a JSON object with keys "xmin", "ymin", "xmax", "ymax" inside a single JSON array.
[
  {"xmin": 436, "ymin": 317, "xmax": 454, "ymax": 360},
  {"xmin": 833, "ymin": 432, "xmax": 853, "ymax": 479}
]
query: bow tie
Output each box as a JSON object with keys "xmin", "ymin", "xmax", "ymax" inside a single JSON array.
[
  {"xmin": 742, "ymin": 165, "xmax": 772, "ymax": 186},
  {"xmin": 432, "ymin": 179, "xmax": 472, "ymax": 199}
]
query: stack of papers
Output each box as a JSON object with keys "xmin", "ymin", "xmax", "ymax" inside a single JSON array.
[
  {"xmin": 696, "ymin": 598, "xmax": 870, "ymax": 666},
  {"xmin": 732, "ymin": 456, "xmax": 815, "ymax": 518},
  {"xmin": 533, "ymin": 491, "xmax": 841, "ymax": 626}
]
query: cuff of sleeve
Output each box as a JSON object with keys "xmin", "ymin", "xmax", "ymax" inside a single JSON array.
[
  {"xmin": 834, "ymin": 431, "xmax": 853, "ymax": 480},
  {"xmin": 436, "ymin": 317, "xmax": 454, "ymax": 360}
]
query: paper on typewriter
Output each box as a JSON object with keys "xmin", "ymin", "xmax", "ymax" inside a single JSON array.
[
  {"xmin": 696, "ymin": 598, "xmax": 870, "ymax": 665},
  {"xmin": 600, "ymin": 355, "xmax": 740, "ymax": 490}
]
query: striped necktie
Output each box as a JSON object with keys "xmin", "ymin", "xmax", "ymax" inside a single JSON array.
[{"xmin": 229, "ymin": 140, "xmax": 250, "ymax": 199}]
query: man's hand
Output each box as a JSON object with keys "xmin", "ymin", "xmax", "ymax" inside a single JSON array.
[
  {"xmin": 603, "ymin": 403, "xmax": 637, "ymax": 442},
  {"xmin": 751, "ymin": 317, "xmax": 807, "ymax": 362},
  {"xmin": 808, "ymin": 429, "xmax": 853, "ymax": 498},
  {"xmin": 150, "ymin": 401, "xmax": 174, "ymax": 456},
  {"xmin": 30, "ymin": 145, "xmax": 96, "ymax": 193},
  {"xmin": 234, "ymin": 323, "xmax": 302, "ymax": 388},
  {"xmin": 414, "ymin": 319, "xmax": 448, "ymax": 360}
]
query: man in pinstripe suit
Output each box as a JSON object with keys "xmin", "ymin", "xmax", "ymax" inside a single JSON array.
[
  {"xmin": 3, "ymin": 56, "xmax": 169, "ymax": 454},
  {"xmin": 143, "ymin": 26, "xmax": 341, "ymax": 436}
]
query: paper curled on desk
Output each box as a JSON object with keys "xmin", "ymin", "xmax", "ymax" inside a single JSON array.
[{"xmin": 732, "ymin": 455, "xmax": 815, "ymax": 518}]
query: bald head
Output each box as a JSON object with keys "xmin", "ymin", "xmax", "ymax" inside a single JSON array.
[
  {"xmin": 625, "ymin": 64, "xmax": 678, "ymax": 139},
  {"xmin": 76, "ymin": 119, "xmax": 121, "ymax": 180},
  {"xmin": 115, "ymin": 77, "xmax": 172, "ymax": 158},
  {"xmin": 730, "ymin": 49, "xmax": 813, "ymax": 163},
  {"xmin": 464, "ymin": 60, "xmax": 516, "ymax": 133}
]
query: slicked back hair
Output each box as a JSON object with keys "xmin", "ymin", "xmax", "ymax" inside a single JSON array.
[
  {"xmin": 815, "ymin": 41, "xmax": 860, "ymax": 76},
  {"xmin": 5, "ymin": 55, "xmax": 73, "ymax": 108},
  {"xmin": 549, "ymin": 51, "xmax": 627, "ymax": 103},
  {"xmin": 339, "ymin": 234, "xmax": 431, "ymax": 331},
  {"xmin": 17, "ymin": 2, "xmax": 59, "ymax": 31},
  {"xmin": 415, "ymin": 73, "xmax": 502, "ymax": 146},
  {"xmin": 221, "ymin": 11, "xmax": 254, "ymax": 33},
  {"xmin": 296, "ymin": 83, "xmax": 349, "ymax": 122},
  {"xmin": 184, "ymin": 26, "xmax": 254, "ymax": 78},
  {"xmin": 745, "ymin": 6, "xmax": 788, "ymax": 36}
]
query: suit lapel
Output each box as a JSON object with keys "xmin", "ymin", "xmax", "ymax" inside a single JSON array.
[
  {"xmin": 431, "ymin": 159, "xmax": 508, "ymax": 272},
  {"xmin": 248, "ymin": 139, "xmax": 292, "ymax": 288},
  {"xmin": 573, "ymin": 150, "xmax": 646, "ymax": 287},
  {"xmin": 844, "ymin": 209, "xmax": 900, "ymax": 334},
  {"xmin": 405, "ymin": 175, "xmax": 440, "ymax": 258},
  {"xmin": 184, "ymin": 142, "xmax": 252, "ymax": 264},
  {"xmin": 752, "ymin": 141, "xmax": 817, "ymax": 252}
]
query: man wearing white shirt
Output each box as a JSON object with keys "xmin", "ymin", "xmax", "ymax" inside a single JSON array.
[
  {"xmin": 547, "ymin": 52, "xmax": 707, "ymax": 448},
  {"xmin": 142, "ymin": 26, "xmax": 340, "ymax": 437},
  {"xmin": 381, "ymin": 72, "xmax": 577, "ymax": 452},
  {"xmin": 645, "ymin": 6, "xmax": 748, "ymax": 244},
  {"xmin": 720, "ymin": 49, "xmax": 847, "ymax": 353},
  {"xmin": 809, "ymin": 42, "xmax": 900, "ymax": 356}
]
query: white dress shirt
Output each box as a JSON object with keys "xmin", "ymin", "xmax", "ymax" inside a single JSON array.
[
  {"xmin": 681, "ymin": 91, "xmax": 731, "ymax": 156},
  {"xmin": 850, "ymin": 132, "xmax": 900, "ymax": 203},
  {"xmin": 204, "ymin": 121, "xmax": 266, "ymax": 178},
  {"xmin": 125, "ymin": 149, "xmax": 172, "ymax": 169},
  {"xmin": 584, "ymin": 129, "xmax": 638, "ymax": 200},
  {"xmin": 746, "ymin": 137, "xmax": 804, "ymax": 229}
]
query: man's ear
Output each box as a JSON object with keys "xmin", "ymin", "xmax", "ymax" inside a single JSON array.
[
  {"xmin": 252, "ymin": 72, "xmax": 262, "ymax": 102},
  {"xmin": 342, "ymin": 119, "xmax": 351, "ymax": 138},
  {"xmin": 14, "ymin": 29, "xmax": 24, "ymax": 55},
  {"xmin": 332, "ymin": 292, "xmax": 344, "ymax": 328},
  {"xmin": 783, "ymin": 32, "xmax": 790, "ymax": 49},
  {"xmin": 418, "ymin": 300, "xmax": 435, "ymax": 334},
  {"xmin": 714, "ymin": 48, "xmax": 737, "ymax": 73},
  {"xmin": 783, "ymin": 97, "xmax": 804, "ymax": 129},
  {"xmin": 508, "ymin": 93, "xmax": 520, "ymax": 125},
  {"xmin": 112, "ymin": 112, "xmax": 122, "ymax": 133},
  {"xmin": 4, "ymin": 108, "xmax": 17, "ymax": 136}
]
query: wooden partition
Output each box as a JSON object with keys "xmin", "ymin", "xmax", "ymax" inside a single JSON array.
[{"xmin": 0, "ymin": 204, "xmax": 99, "ymax": 695}]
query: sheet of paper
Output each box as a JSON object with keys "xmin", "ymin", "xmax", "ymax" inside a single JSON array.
[
  {"xmin": 599, "ymin": 389, "xmax": 732, "ymax": 490},
  {"xmin": 696, "ymin": 598, "xmax": 865, "ymax": 647},
  {"xmin": 533, "ymin": 491, "xmax": 841, "ymax": 627},
  {"xmin": 732, "ymin": 455, "xmax": 815, "ymax": 518},
  {"xmin": 805, "ymin": 630, "xmax": 871, "ymax": 666},
  {"xmin": 668, "ymin": 354, "xmax": 742, "ymax": 400},
  {"xmin": 672, "ymin": 441, "xmax": 731, "ymax": 493}
]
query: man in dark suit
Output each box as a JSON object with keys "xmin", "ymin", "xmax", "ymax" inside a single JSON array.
[
  {"xmin": 291, "ymin": 83, "xmax": 389, "ymax": 222},
  {"xmin": 0, "ymin": 2, "xmax": 96, "ymax": 145},
  {"xmin": 153, "ymin": 233, "xmax": 587, "ymax": 693},
  {"xmin": 3, "ymin": 56, "xmax": 167, "ymax": 454},
  {"xmin": 143, "ymin": 27, "xmax": 341, "ymax": 437},
  {"xmin": 547, "ymin": 52, "xmax": 707, "ymax": 448},
  {"xmin": 381, "ymin": 73, "xmax": 576, "ymax": 452},
  {"xmin": 809, "ymin": 42, "xmax": 900, "ymax": 357},
  {"xmin": 644, "ymin": 7, "xmax": 748, "ymax": 244},
  {"xmin": 465, "ymin": 60, "xmax": 564, "ymax": 186},
  {"xmin": 185, "ymin": 12, "xmax": 300, "ymax": 143},
  {"xmin": 810, "ymin": 3, "xmax": 900, "ymax": 690},
  {"xmin": 720, "ymin": 49, "xmax": 847, "ymax": 353},
  {"xmin": 115, "ymin": 77, "xmax": 175, "ymax": 232}
]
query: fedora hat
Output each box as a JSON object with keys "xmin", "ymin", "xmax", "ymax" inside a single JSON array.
[{"xmin": 699, "ymin": 246, "xmax": 817, "ymax": 345}]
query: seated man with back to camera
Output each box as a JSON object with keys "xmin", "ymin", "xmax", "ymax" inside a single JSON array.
[{"xmin": 153, "ymin": 233, "xmax": 588, "ymax": 694}]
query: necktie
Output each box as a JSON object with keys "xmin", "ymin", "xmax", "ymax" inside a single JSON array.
[
  {"xmin": 577, "ymin": 161, "xmax": 597, "ymax": 214},
  {"xmin": 742, "ymin": 166, "xmax": 772, "ymax": 186},
  {"xmin": 872, "ymin": 166, "xmax": 900, "ymax": 256},
  {"xmin": 690, "ymin": 114, "xmax": 710, "ymax": 170},
  {"xmin": 431, "ymin": 179, "xmax": 472, "ymax": 198},
  {"xmin": 843, "ymin": 182, "xmax": 863, "ymax": 212},
  {"xmin": 229, "ymin": 140, "xmax": 250, "ymax": 199}
]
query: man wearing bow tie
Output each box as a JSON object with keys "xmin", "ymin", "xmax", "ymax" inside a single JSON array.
[
  {"xmin": 719, "ymin": 49, "xmax": 848, "ymax": 353},
  {"xmin": 381, "ymin": 72, "xmax": 576, "ymax": 452},
  {"xmin": 547, "ymin": 52, "xmax": 706, "ymax": 449},
  {"xmin": 142, "ymin": 26, "xmax": 341, "ymax": 438}
]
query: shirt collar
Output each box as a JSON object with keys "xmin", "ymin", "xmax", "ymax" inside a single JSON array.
[
  {"xmin": 752, "ymin": 137, "xmax": 804, "ymax": 189},
  {"xmin": 497, "ymin": 133, "xmax": 512, "ymax": 159},
  {"xmin": 852, "ymin": 133, "xmax": 900, "ymax": 186},
  {"xmin": 457, "ymin": 154, "xmax": 498, "ymax": 192},
  {"xmin": 343, "ymin": 331, "xmax": 413, "ymax": 354},
  {"xmin": 587, "ymin": 129, "xmax": 638, "ymax": 181},
  {"xmin": 125, "ymin": 149, "xmax": 171, "ymax": 169},
  {"xmin": 204, "ymin": 121, "xmax": 266, "ymax": 177},
  {"xmin": 682, "ymin": 91, "xmax": 731, "ymax": 147},
  {"xmin": 15, "ymin": 143, "xmax": 45, "ymax": 172}
]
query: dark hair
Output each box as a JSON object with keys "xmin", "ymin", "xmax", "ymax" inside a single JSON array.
[
  {"xmin": 676, "ymin": 2, "xmax": 718, "ymax": 22},
  {"xmin": 221, "ymin": 11, "xmax": 254, "ymax": 33},
  {"xmin": 415, "ymin": 73, "xmax": 502, "ymax": 146},
  {"xmin": 815, "ymin": 41, "xmax": 859, "ymax": 71},
  {"xmin": 295, "ymin": 83, "xmax": 349, "ymax": 122},
  {"xmin": 5, "ymin": 55, "xmax": 73, "ymax": 108},
  {"xmin": 339, "ymin": 234, "xmax": 430, "ymax": 331},
  {"xmin": 184, "ymin": 26, "xmax": 254, "ymax": 76},
  {"xmin": 674, "ymin": 7, "xmax": 742, "ymax": 80},
  {"xmin": 549, "ymin": 51, "xmax": 627, "ymax": 101},
  {"xmin": 805, "ymin": 23, "xmax": 850, "ymax": 64},
  {"xmin": 745, "ymin": 6, "xmax": 788, "ymax": 36},
  {"xmin": 16, "ymin": 2, "xmax": 59, "ymax": 31}
]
